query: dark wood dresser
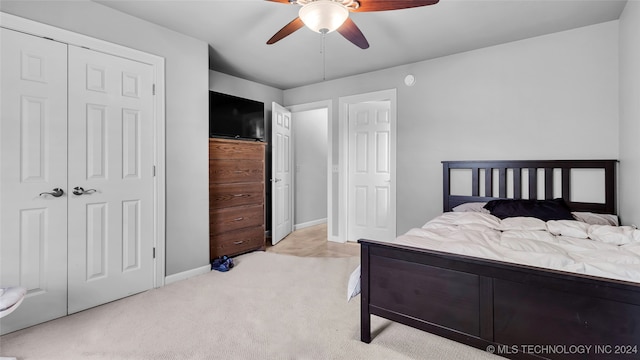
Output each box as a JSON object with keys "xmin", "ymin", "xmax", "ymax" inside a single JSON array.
[{"xmin": 209, "ymin": 138, "xmax": 266, "ymax": 259}]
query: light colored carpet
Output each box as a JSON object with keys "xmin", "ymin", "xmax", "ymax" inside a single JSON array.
[{"xmin": 0, "ymin": 252, "xmax": 503, "ymax": 360}]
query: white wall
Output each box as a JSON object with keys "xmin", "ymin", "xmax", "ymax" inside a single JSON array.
[
  {"xmin": 293, "ymin": 109, "xmax": 328, "ymax": 226},
  {"xmin": 619, "ymin": 1, "xmax": 640, "ymax": 227},
  {"xmin": 0, "ymin": 1, "xmax": 210, "ymax": 276},
  {"xmin": 285, "ymin": 21, "xmax": 620, "ymax": 235}
]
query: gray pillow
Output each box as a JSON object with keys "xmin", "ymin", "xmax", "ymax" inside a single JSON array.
[{"xmin": 452, "ymin": 202, "xmax": 489, "ymax": 213}]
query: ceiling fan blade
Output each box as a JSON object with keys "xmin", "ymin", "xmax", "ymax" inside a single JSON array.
[
  {"xmin": 267, "ymin": 17, "xmax": 305, "ymax": 45},
  {"xmin": 337, "ymin": 18, "xmax": 369, "ymax": 49},
  {"xmin": 353, "ymin": 0, "xmax": 439, "ymax": 12},
  {"xmin": 265, "ymin": 0, "xmax": 296, "ymax": 4}
]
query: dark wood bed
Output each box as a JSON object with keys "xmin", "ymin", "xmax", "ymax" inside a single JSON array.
[{"xmin": 359, "ymin": 160, "xmax": 640, "ymax": 360}]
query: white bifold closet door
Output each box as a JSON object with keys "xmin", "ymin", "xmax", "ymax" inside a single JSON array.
[
  {"xmin": 0, "ymin": 28, "xmax": 155, "ymax": 334},
  {"xmin": 66, "ymin": 45, "xmax": 155, "ymax": 314},
  {"xmin": 0, "ymin": 27, "xmax": 69, "ymax": 334}
]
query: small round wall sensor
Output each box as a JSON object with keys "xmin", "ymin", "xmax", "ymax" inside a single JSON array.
[{"xmin": 404, "ymin": 74, "xmax": 416, "ymax": 86}]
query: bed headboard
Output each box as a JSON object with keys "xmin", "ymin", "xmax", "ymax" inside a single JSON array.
[{"xmin": 442, "ymin": 160, "xmax": 617, "ymax": 214}]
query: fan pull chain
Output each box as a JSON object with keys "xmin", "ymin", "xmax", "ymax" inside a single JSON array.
[{"xmin": 321, "ymin": 32, "xmax": 326, "ymax": 81}]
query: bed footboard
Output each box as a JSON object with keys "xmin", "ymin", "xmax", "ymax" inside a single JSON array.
[{"xmin": 359, "ymin": 239, "xmax": 640, "ymax": 360}]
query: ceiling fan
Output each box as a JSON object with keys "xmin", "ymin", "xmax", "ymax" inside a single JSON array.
[{"xmin": 265, "ymin": 0, "xmax": 440, "ymax": 49}]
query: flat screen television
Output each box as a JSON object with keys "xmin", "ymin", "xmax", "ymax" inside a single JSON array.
[{"xmin": 209, "ymin": 91, "xmax": 265, "ymax": 141}]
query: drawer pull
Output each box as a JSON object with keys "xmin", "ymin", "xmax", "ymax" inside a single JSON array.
[
  {"xmin": 233, "ymin": 241, "xmax": 244, "ymax": 245},
  {"xmin": 233, "ymin": 217, "xmax": 244, "ymax": 221},
  {"xmin": 233, "ymin": 194, "xmax": 245, "ymax": 197}
]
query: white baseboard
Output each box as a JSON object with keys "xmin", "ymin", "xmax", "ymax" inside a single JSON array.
[
  {"xmin": 294, "ymin": 218, "xmax": 327, "ymax": 231},
  {"xmin": 164, "ymin": 264, "xmax": 211, "ymax": 285}
]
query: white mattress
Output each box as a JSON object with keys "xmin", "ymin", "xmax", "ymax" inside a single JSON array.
[{"xmin": 348, "ymin": 212, "xmax": 640, "ymax": 301}]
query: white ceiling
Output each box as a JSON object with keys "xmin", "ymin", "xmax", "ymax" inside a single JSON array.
[{"xmin": 96, "ymin": 0, "xmax": 627, "ymax": 90}]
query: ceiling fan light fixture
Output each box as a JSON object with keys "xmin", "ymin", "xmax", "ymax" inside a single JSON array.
[{"xmin": 299, "ymin": 0, "xmax": 349, "ymax": 34}]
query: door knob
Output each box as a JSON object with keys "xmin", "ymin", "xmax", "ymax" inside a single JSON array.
[
  {"xmin": 72, "ymin": 187, "xmax": 97, "ymax": 196},
  {"xmin": 39, "ymin": 188, "xmax": 64, "ymax": 197}
]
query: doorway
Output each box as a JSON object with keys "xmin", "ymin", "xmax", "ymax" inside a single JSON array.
[
  {"xmin": 288, "ymin": 100, "xmax": 334, "ymax": 241},
  {"xmin": 292, "ymin": 108, "xmax": 328, "ymax": 230}
]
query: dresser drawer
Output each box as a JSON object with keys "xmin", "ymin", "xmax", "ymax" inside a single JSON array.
[
  {"xmin": 210, "ymin": 159, "xmax": 264, "ymax": 183},
  {"xmin": 209, "ymin": 139, "xmax": 265, "ymax": 160},
  {"xmin": 210, "ymin": 182, "xmax": 263, "ymax": 209},
  {"xmin": 210, "ymin": 226, "xmax": 264, "ymax": 258},
  {"xmin": 210, "ymin": 204, "xmax": 264, "ymax": 235}
]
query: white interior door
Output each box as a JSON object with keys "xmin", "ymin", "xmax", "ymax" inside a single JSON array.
[
  {"xmin": 347, "ymin": 101, "xmax": 396, "ymax": 241},
  {"xmin": 271, "ymin": 102, "xmax": 293, "ymax": 245},
  {"xmin": 67, "ymin": 46, "xmax": 155, "ymax": 314},
  {"xmin": 0, "ymin": 28, "xmax": 69, "ymax": 334}
]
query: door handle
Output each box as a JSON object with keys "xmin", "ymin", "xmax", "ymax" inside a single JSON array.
[
  {"xmin": 270, "ymin": 178, "xmax": 282, "ymax": 183},
  {"xmin": 73, "ymin": 187, "xmax": 97, "ymax": 196},
  {"xmin": 39, "ymin": 188, "xmax": 64, "ymax": 197}
]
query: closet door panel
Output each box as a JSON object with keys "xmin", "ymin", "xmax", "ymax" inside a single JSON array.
[
  {"xmin": 0, "ymin": 28, "xmax": 68, "ymax": 335},
  {"xmin": 67, "ymin": 45, "xmax": 155, "ymax": 314}
]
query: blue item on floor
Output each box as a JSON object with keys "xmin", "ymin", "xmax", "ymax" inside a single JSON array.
[{"xmin": 211, "ymin": 255, "xmax": 234, "ymax": 272}]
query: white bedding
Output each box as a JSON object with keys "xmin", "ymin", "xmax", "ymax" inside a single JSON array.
[{"xmin": 347, "ymin": 212, "xmax": 640, "ymax": 301}]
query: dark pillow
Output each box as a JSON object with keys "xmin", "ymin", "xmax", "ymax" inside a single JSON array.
[{"xmin": 483, "ymin": 198, "xmax": 574, "ymax": 221}]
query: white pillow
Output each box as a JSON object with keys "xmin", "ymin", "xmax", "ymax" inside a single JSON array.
[
  {"xmin": 572, "ymin": 212, "xmax": 619, "ymax": 226},
  {"xmin": 452, "ymin": 202, "xmax": 489, "ymax": 213}
]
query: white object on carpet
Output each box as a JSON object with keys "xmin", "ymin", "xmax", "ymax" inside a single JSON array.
[{"xmin": 347, "ymin": 265, "xmax": 361, "ymax": 301}]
